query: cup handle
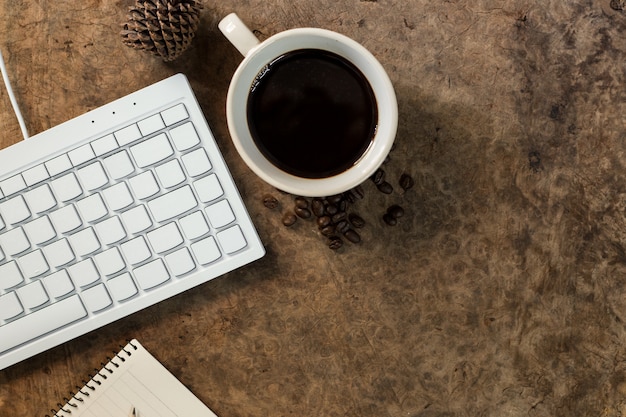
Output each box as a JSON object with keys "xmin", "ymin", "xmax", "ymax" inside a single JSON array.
[{"xmin": 219, "ymin": 13, "xmax": 261, "ymax": 57}]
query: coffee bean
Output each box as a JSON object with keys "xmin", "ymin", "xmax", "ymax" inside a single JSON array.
[
  {"xmin": 295, "ymin": 207, "xmax": 312, "ymax": 219},
  {"xmin": 317, "ymin": 215, "xmax": 332, "ymax": 228},
  {"xmin": 348, "ymin": 213, "xmax": 365, "ymax": 228},
  {"xmin": 371, "ymin": 168, "xmax": 385, "ymax": 185},
  {"xmin": 331, "ymin": 211, "xmax": 347, "ymax": 224},
  {"xmin": 351, "ymin": 185, "xmax": 365, "ymax": 199},
  {"xmin": 320, "ymin": 225, "xmax": 336, "ymax": 236},
  {"xmin": 335, "ymin": 220, "xmax": 350, "ymax": 234},
  {"xmin": 294, "ymin": 196, "xmax": 309, "ymax": 209},
  {"xmin": 387, "ymin": 204, "xmax": 405, "ymax": 219},
  {"xmin": 399, "ymin": 173, "xmax": 414, "ymax": 190},
  {"xmin": 328, "ymin": 236, "xmax": 343, "ymax": 250},
  {"xmin": 325, "ymin": 204, "xmax": 339, "ymax": 216},
  {"xmin": 343, "ymin": 229, "xmax": 361, "ymax": 243},
  {"xmin": 383, "ymin": 213, "xmax": 397, "ymax": 226},
  {"xmin": 377, "ymin": 181, "xmax": 393, "ymax": 194},
  {"xmin": 282, "ymin": 212, "xmax": 297, "ymax": 226},
  {"xmin": 262, "ymin": 194, "xmax": 279, "ymax": 209},
  {"xmin": 326, "ymin": 194, "xmax": 343, "ymax": 205},
  {"xmin": 311, "ymin": 198, "xmax": 325, "ymax": 217}
]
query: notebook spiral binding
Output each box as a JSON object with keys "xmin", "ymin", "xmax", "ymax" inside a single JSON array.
[{"xmin": 46, "ymin": 340, "xmax": 138, "ymax": 417}]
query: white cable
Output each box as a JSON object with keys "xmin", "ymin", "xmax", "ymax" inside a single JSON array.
[{"xmin": 0, "ymin": 47, "xmax": 29, "ymax": 140}]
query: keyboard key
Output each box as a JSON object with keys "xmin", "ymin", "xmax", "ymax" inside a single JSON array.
[
  {"xmin": 0, "ymin": 292, "xmax": 23, "ymax": 322},
  {"xmin": 43, "ymin": 238, "xmax": 75, "ymax": 267},
  {"xmin": 1, "ymin": 228, "xmax": 31, "ymax": 256},
  {"xmin": 103, "ymin": 150, "xmax": 135, "ymax": 180},
  {"xmin": 50, "ymin": 205, "xmax": 82, "ymax": 234},
  {"xmin": 94, "ymin": 216, "xmax": 127, "ymax": 245},
  {"xmin": 121, "ymin": 205, "xmax": 152, "ymax": 234},
  {"xmin": 0, "ymin": 294, "xmax": 87, "ymax": 354},
  {"xmin": 45, "ymin": 154, "xmax": 72, "ymax": 176},
  {"xmin": 138, "ymin": 113, "xmax": 165, "ymax": 136},
  {"xmin": 217, "ymin": 225, "xmax": 248, "ymax": 254},
  {"xmin": 121, "ymin": 236, "xmax": 151, "ymax": 266},
  {"xmin": 24, "ymin": 216, "xmax": 56, "ymax": 245},
  {"xmin": 51, "ymin": 172, "xmax": 83, "ymax": 202},
  {"xmin": 76, "ymin": 194, "xmax": 108, "ymax": 223},
  {"xmin": 155, "ymin": 159, "xmax": 185, "ymax": 189},
  {"xmin": 133, "ymin": 259, "xmax": 170, "ymax": 290},
  {"xmin": 77, "ymin": 161, "xmax": 109, "ymax": 191},
  {"xmin": 24, "ymin": 184, "xmax": 57, "ymax": 214},
  {"xmin": 191, "ymin": 236, "xmax": 221, "ymax": 265},
  {"xmin": 80, "ymin": 283, "xmax": 112, "ymax": 313},
  {"xmin": 182, "ymin": 148, "xmax": 212, "ymax": 177},
  {"xmin": 94, "ymin": 247, "xmax": 125, "ymax": 277},
  {"xmin": 114, "ymin": 123, "xmax": 142, "ymax": 146},
  {"xmin": 147, "ymin": 222, "xmax": 183, "ymax": 254},
  {"xmin": 205, "ymin": 199, "xmax": 236, "ymax": 229},
  {"xmin": 129, "ymin": 171, "xmax": 159, "ymax": 200},
  {"xmin": 17, "ymin": 249, "xmax": 50, "ymax": 279},
  {"xmin": 179, "ymin": 211, "xmax": 209, "ymax": 240},
  {"xmin": 22, "ymin": 164, "xmax": 50, "ymax": 186},
  {"xmin": 107, "ymin": 273, "xmax": 137, "ymax": 302},
  {"xmin": 148, "ymin": 185, "xmax": 197, "ymax": 223},
  {"xmin": 102, "ymin": 182, "xmax": 133, "ymax": 211},
  {"xmin": 130, "ymin": 133, "xmax": 173, "ymax": 168},
  {"xmin": 0, "ymin": 174, "xmax": 26, "ymax": 196},
  {"xmin": 161, "ymin": 103, "xmax": 188, "ymax": 126},
  {"xmin": 69, "ymin": 227, "xmax": 101, "ymax": 257},
  {"xmin": 193, "ymin": 173, "xmax": 223, "ymax": 203},
  {"xmin": 0, "ymin": 195, "xmax": 31, "ymax": 224},
  {"xmin": 42, "ymin": 270, "xmax": 75, "ymax": 299},
  {"xmin": 68, "ymin": 143, "xmax": 96, "ymax": 166},
  {"xmin": 169, "ymin": 122, "xmax": 200, "ymax": 151},
  {"xmin": 68, "ymin": 259, "xmax": 100, "ymax": 288},
  {"xmin": 16, "ymin": 279, "xmax": 49, "ymax": 310},
  {"xmin": 91, "ymin": 134, "xmax": 118, "ymax": 156},
  {"xmin": 165, "ymin": 247, "xmax": 195, "ymax": 276},
  {"xmin": 0, "ymin": 261, "xmax": 24, "ymax": 290}
]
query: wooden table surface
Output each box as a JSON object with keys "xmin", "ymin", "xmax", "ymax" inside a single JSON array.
[{"xmin": 1, "ymin": 1, "xmax": 626, "ymax": 416}]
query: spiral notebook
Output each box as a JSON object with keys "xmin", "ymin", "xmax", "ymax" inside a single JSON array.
[{"xmin": 49, "ymin": 339, "xmax": 218, "ymax": 417}]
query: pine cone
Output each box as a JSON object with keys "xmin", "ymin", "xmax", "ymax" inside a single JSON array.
[{"xmin": 121, "ymin": 0, "xmax": 203, "ymax": 61}]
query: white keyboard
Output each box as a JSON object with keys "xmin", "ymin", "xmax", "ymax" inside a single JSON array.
[{"xmin": 0, "ymin": 74, "xmax": 265, "ymax": 370}]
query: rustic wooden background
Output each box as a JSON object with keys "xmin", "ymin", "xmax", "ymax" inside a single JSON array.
[{"xmin": 1, "ymin": 1, "xmax": 626, "ymax": 416}]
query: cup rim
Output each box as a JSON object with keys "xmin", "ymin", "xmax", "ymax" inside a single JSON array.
[{"xmin": 226, "ymin": 27, "xmax": 398, "ymax": 197}]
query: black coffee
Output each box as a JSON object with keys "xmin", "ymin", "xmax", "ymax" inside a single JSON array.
[{"xmin": 247, "ymin": 49, "xmax": 378, "ymax": 179}]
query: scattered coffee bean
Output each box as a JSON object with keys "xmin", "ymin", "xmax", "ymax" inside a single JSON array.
[
  {"xmin": 282, "ymin": 212, "xmax": 297, "ymax": 226},
  {"xmin": 371, "ymin": 168, "xmax": 385, "ymax": 185},
  {"xmin": 327, "ymin": 194, "xmax": 343, "ymax": 205},
  {"xmin": 343, "ymin": 229, "xmax": 361, "ymax": 243},
  {"xmin": 335, "ymin": 220, "xmax": 350, "ymax": 234},
  {"xmin": 262, "ymin": 194, "xmax": 279, "ymax": 209},
  {"xmin": 348, "ymin": 213, "xmax": 365, "ymax": 228},
  {"xmin": 295, "ymin": 207, "xmax": 312, "ymax": 219},
  {"xmin": 399, "ymin": 173, "xmax": 414, "ymax": 191},
  {"xmin": 320, "ymin": 225, "xmax": 336, "ymax": 236},
  {"xmin": 387, "ymin": 204, "xmax": 405, "ymax": 219},
  {"xmin": 325, "ymin": 204, "xmax": 339, "ymax": 216},
  {"xmin": 311, "ymin": 198, "xmax": 325, "ymax": 217},
  {"xmin": 331, "ymin": 211, "xmax": 347, "ymax": 224},
  {"xmin": 377, "ymin": 181, "xmax": 393, "ymax": 194},
  {"xmin": 294, "ymin": 196, "xmax": 309, "ymax": 209},
  {"xmin": 351, "ymin": 185, "xmax": 365, "ymax": 199},
  {"xmin": 317, "ymin": 215, "xmax": 332, "ymax": 228},
  {"xmin": 383, "ymin": 213, "xmax": 397, "ymax": 226},
  {"xmin": 328, "ymin": 236, "xmax": 343, "ymax": 250}
]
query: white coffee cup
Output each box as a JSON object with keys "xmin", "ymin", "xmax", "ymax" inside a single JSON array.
[{"xmin": 219, "ymin": 13, "xmax": 397, "ymax": 197}]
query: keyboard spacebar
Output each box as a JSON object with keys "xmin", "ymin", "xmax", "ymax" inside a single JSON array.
[{"xmin": 0, "ymin": 295, "xmax": 87, "ymax": 354}]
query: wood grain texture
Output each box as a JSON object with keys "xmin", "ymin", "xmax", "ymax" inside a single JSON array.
[{"xmin": 1, "ymin": 1, "xmax": 626, "ymax": 416}]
